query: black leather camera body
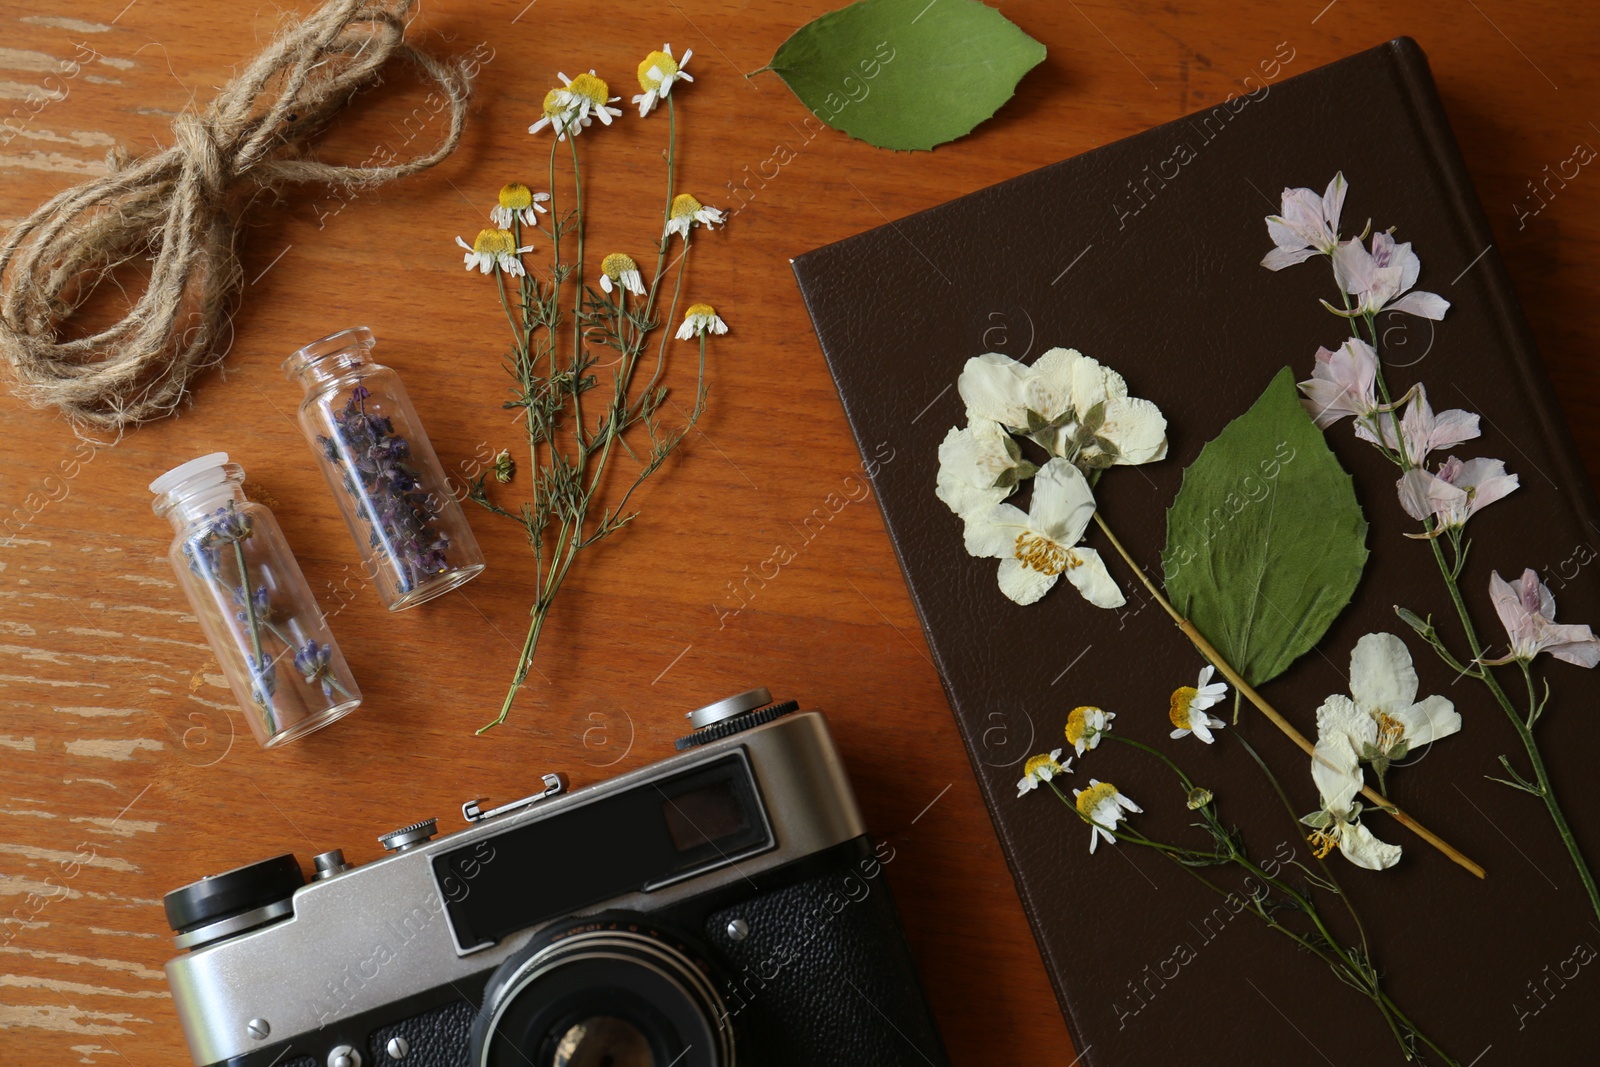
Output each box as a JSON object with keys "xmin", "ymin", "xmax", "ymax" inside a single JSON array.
[{"xmin": 162, "ymin": 689, "xmax": 950, "ymax": 1067}]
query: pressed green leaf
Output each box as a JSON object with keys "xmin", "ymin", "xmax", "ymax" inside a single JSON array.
[
  {"xmin": 1161, "ymin": 368, "xmax": 1369, "ymax": 687},
  {"xmin": 764, "ymin": 0, "xmax": 1046, "ymax": 151}
]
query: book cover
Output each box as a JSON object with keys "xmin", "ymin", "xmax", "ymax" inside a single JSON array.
[{"xmin": 793, "ymin": 37, "xmax": 1600, "ymax": 1066}]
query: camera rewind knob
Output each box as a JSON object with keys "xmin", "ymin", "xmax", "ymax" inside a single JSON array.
[{"xmin": 378, "ymin": 819, "xmax": 438, "ymax": 854}]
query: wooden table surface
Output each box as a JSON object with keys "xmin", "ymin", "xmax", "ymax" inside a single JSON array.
[{"xmin": 2, "ymin": 1, "xmax": 1597, "ymax": 1063}]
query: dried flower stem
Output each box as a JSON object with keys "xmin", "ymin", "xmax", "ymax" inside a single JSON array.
[
  {"xmin": 1090, "ymin": 509, "xmax": 1485, "ymax": 878},
  {"xmin": 1050, "ymin": 738, "xmax": 1458, "ymax": 1064},
  {"xmin": 469, "ymin": 95, "xmax": 708, "ymax": 732}
]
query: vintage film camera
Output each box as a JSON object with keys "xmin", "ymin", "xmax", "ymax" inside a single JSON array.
[{"xmin": 162, "ymin": 689, "xmax": 950, "ymax": 1067}]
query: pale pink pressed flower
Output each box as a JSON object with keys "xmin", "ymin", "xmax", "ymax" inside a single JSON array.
[
  {"xmin": 1397, "ymin": 455, "xmax": 1519, "ymax": 528},
  {"xmin": 1356, "ymin": 384, "xmax": 1479, "ymax": 464},
  {"xmin": 1481, "ymin": 569, "xmax": 1600, "ymax": 668},
  {"xmin": 1298, "ymin": 337, "xmax": 1378, "ymax": 428},
  {"xmin": 1326, "ymin": 231, "xmax": 1450, "ymax": 320},
  {"xmin": 1262, "ymin": 172, "xmax": 1347, "ymax": 270}
]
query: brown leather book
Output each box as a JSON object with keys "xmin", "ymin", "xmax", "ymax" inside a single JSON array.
[{"xmin": 794, "ymin": 37, "xmax": 1600, "ymax": 1066}]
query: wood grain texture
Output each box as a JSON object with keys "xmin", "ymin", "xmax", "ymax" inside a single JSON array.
[{"xmin": 0, "ymin": 1, "xmax": 1596, "ymax": 1063}]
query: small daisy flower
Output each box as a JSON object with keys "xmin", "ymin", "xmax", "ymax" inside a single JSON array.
[
  {"xmin": 529, "ymin": 70, "xmax": 623, "ymax": 140},
  {"xmin": 456, "ymin": 228, "xmax": 533, "ymax": 277},
  {"xmin": 664, "ymin": 193, "xmax": 725, "ymax": 240},
  {"xmin": 1064, "ymin": 705, "xmax": 1114, "ymax": 756},
  {"xmin": 1016, "ymin": 748, "xmax": 1070, "ymax": 797},
  {"xmin": 633, "ymin": 44, "xmax": 694, "ymax": 117},
  {"xmin": 490, "ymin": 182, "xmax": 549, "ymax": 228},
  {"xmin": 675, "ymin": 303, "xmax": 728, "ymax": 340},
  {"xmin": 599, "ymin": 252, "xmax": 645, "ymax": 296},
  {"xmin": 1168, "ymin": 665, "xmax": 1229, "ymax": 743},
  {"xmin": 1073, "ymin": 779, "xmax": 1141, "ymax": 853}
]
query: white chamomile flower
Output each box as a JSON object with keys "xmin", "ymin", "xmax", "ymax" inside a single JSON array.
[
  {"xmin": 1168, "ymin": 665, "xmax": 1229, "ymax": 743},
  {"xmin": 962, "ymin": 457, "xmax": 1124, "ymax": 609},
  {"xmin": 675, "ymin": 303, "xmax": 727, "ymax": 340},
  {"xmin": 1074, "ymin": 779, "xmax": 1141, "ymax": 853},
  {"xmin": 599, "ymin": 253, "xmax": 645, "ymax": 297},
  {"xmin": 957, "ymin": 347, "xmax": 1167, "ymax": 470},
  {"xmin": 1064, "ymin": 705, "xmax": 1114, "ymax": 757},
  {"xmin": 490, "ymin": 182, "xmax": 549, "ymax": 228},
  {"xmin": 935, "ymin": 418, "xmax": 1033, "ymax": 519},
  {"xmin": 632, "ymin": 44, "xmax": 694, "ymax": 117},
  {"xmin": 1303, "ymin": 724, "xmax": 1401, "ymax": 871},
  {"xmin": 665, "ymin": 193, "xmax": 725, "ymax": 240},
  {"xmin": 529, "ymin": 70, "xmax": 623, "ymax": 140},
  {"xmin": 1016, "ymin": 748, "xmax": 1069, "ymax": 798},
  {"xmin": 455, "ymin": 228, "xmax": 532, "ymax": 277}
]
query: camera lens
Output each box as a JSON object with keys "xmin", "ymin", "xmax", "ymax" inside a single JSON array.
[{"xmin": 470, "ymin": 914, "xmax": 735, "ymax": 1067}]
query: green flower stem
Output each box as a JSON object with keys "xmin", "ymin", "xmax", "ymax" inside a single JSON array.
[
  {"xmin": 1089, "ymin": 509, "xmax": 1485, "ymax": 877},
  {"xmin": 1045, "ymin": 770, "xmax": 1457, "ymax": 1065},
  {"xmin": 1356, "ymin": 307, "xmax": 1600, "ymax": 922}
]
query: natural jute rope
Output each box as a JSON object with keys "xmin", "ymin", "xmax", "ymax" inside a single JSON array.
[{"xmin": 0, "ymin": 0, "xmax": 472, "ymax": 434}]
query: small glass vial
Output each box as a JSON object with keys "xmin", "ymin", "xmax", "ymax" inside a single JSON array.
[
  {"xmin": 151, "ymin": 454, "xmax": 361, "ymax": 748},
  {"xmin": 285, "ymin": 327, "xmax": 485, "ymax": 610}
]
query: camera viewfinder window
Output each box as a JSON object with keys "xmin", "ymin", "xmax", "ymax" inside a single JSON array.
[{"xmin": 662, "ymin": 779, "xmax": 748, "ymax": 853}]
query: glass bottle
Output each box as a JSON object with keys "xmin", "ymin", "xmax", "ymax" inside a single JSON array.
[
  {"xmin": 285, "ymin": 327, "xmax": 486, "ymax": 611},
  {"xmin": 151, "ymin": 453, "xmax": 362, "ymax": 748}
]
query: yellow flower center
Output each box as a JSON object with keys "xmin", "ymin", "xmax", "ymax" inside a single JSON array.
[
  {"xmin": 638, "ymin": 50, "xmax": 679, "ymax": 91},
  {"xmin": 670, "ymin": 192, "xmax": 703, "ymax": 220},
  {"xmin": 601, "ymin": 252, "xmax": 638, "ymax": 280},
  {"xmin": 499, "ymin": 182, "xmax": 533, "ymax": 211},
  {"xmin": 1015, "ymin": 531, "xmax": 1069, "ymax": 575},
  {"xmin": 685, "ymin": 302, "xmax": 717, "ymax": 319},
  {"xmin": 541, "ymin": 88, "xmax": 565, "ymax": 119},
  {"xmin": 471, "ymin": 228, "xmax": 516, "ymax": 256},
  {"xmin": 1076, "ymin": 781, "xmax": 1119, "ymax": 820},
  {"xmin": 1023, "ymin": 753, "xmax": 1060, "ymax": 780},
  {"xmin": 1308, "ymin": 828, "xmax": 1338, "ymax": 859},
  {"xmin": 1168, "ymin": 686, "xmax": 1198, "ymax": 729},
  {"xmin": 1375, "ymin": 711, "xmax": 1405, "ymax": 753},
  {"xmin": 1065, "ymin": 705, "xmax": 1098, "ymax": 747},
  {"xmin": 567, "ymin": 72, "xmax": 611, "ymax": 107}
]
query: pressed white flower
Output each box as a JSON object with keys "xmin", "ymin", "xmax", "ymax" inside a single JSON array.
[
  {"xmin": 1064, "ymin": 704, "xmax": 1114, "ymax": 756},
  {"xmin": 632, "ymin": 44, "xmax": 694, "ymax": 117},
  {"xmin": 490, "ymin": 182, "xmax": 549, "ymax": 228},
  {"xmin": 1074, "ymin": 779, "xmax": 1141, "ymax": 853},
  {"xmin": 664, "ymin": 192, "xmax": 725, "ymax": 240},
  {"xmin": 1298, "ymin": 337, "xmax": 1379, "ymax": 428},
  {"xmin": 1168, "ymin": 665, "xmax": 1228, "ymax": 743},
  {"xmin": 529, "ymin": 70, "xmax": 623, "ymax": 140},
  {"xmin": 1482, "ymin": 569, "xmax": 1600, "ymax": 667},
  {"xmin": 935, "ymin": 419, "xmax": 1034, "ymax": 519},
  {"xmin": 1397, "ymin": 455, "xmax": 1519, "ymax": 529},
  {"xmin": 1326, "ymin": 230, "xmax": 1450, "ymax": 321},
  {"xmin": 1262, "ymin": 172, "xmax": 1346, "ymax": 270},
  {"xmin": 1304, "ymin": 724, "xmax": 1401, "ymax": 870},
  {"xmin": 599, "ymin": 252, "xmax": 646, "ymax": 297},
  {"xmin": 1315, "ymin": 633, "xmax": 1461, "ymax": 789},
  {"xmin": 456, "ymin": 228, "xmax": 532, "ymax": 276},
  {"xmin": 1356, "ymin": 384, "xmax": 1479, "ymax": 464},
  {"xmin": 1016, "ymin": 748, "xmax": 1070, "ymax": 797},
  {"xmin": 957, "ymin": 348, "xmax": 1166, "ymax": 469},
  {"xmin": 962, "ymin": 458, "xmax": 1124, "ymax": 608},
  {"xmin": 675, "ymin": 302, "xmax": 727, "ymax": 340}
]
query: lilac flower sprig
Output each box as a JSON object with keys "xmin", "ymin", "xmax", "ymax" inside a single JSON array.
[
  {"xmin": 1264, "ymin": 172, "xmax": 1600, "ymax": 924},
  {"xmin": 319, "ymin": 384, "xmax": 453, "ymax": 597}
]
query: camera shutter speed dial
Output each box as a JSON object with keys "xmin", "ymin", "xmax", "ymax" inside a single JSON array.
[
  {"xmin": 378, "ymin": 818, "xmax": 438, "ymax": 853},
  {"xmin": 676, "ymin": 687, "xmax": 799, "ymax": 750}
]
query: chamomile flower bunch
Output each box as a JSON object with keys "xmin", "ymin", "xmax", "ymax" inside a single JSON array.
[
  {"xmin": 1015, "ymin": 678, "xmax": 1457, "ymax": 1064},
  {"xmin": 452, "ymin": 50, "xmax": 729, "ymax": 733}
]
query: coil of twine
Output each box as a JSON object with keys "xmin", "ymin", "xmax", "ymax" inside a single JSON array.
[{"xmin": 0, "ymin": 0, "xmax": 473, "ymax": 434}]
